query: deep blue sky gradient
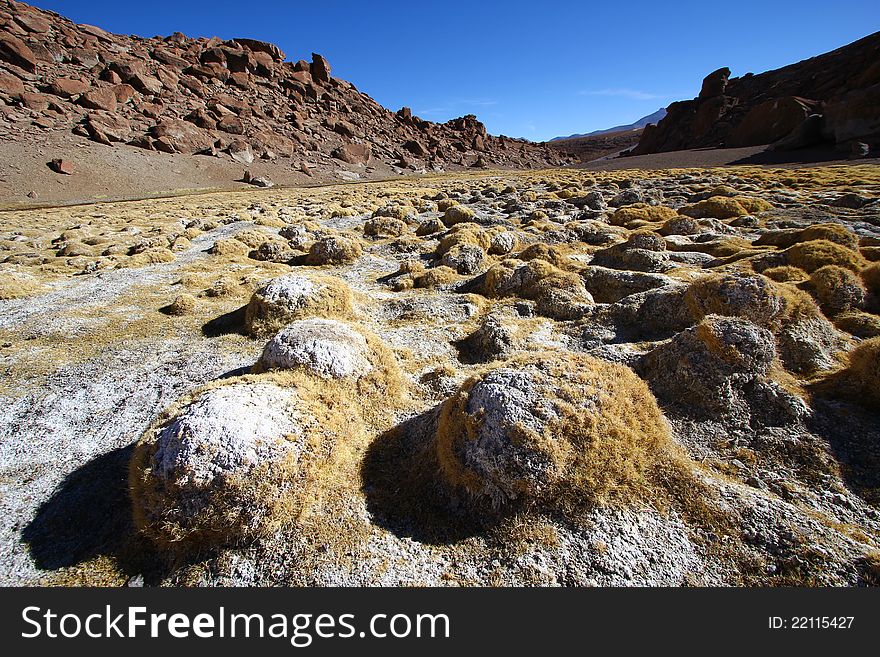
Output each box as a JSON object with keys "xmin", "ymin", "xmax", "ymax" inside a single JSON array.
[{"xmin": 26, "ymin": 1, "xmax": 880, "ymax": 140}]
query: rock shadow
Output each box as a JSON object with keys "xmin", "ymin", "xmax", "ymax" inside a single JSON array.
[
  {"xmin": 202, "ymin": 304, "xmax": 248, "ymax": 337},
  {"xmin": 21, "ymin": 444, "xmax": 160, "ymax": 580},
  {"xmin": 805, "ymin": 394, "xmax": 880, "ymax": 507},
  {"xmin": 361, "ymin": 405, "xmax": 508, "ymax": 545}
]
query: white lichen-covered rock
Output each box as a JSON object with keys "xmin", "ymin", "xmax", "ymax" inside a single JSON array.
[
  {"xmin": 258, "ymin": 319, "xmax": 373, "ymax": 379},
  {"xmin": 132, "ymin": 381, "xmax": 306, "ymax": 548},
  {"xmin": 152, "ymin": 382, "xmax": 301, "ymax": 486},
  {"xmin": 777, "ymin": 316, "xmax": 849, "ymax": 374},
  {"xmin": 638, "ymin": 315, "xmax": 807, "ymax": 424},
  {"xmin": 436, "ymin": 351, "xmax": 679, "ymax": 507},
  {"xmin": 244, "ymin": 273, "xmax": 352, "ymax": 336},
  {"xmin": 488, "ymin": 231, "xmax": 519, "ymax": 255}
]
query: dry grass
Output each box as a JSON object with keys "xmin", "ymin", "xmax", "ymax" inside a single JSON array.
[
  {"xmin": 0, "ymin": 272, "xmax": 43, "ymax": 299},
  {"xmin": 763, "ymin": 265, "xmax": 808, "ymax": 283}
]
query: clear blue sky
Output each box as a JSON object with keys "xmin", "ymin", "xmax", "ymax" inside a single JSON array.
[{"xmin": 28, "ymin": 0, "xmax": 880, "ymax": 141}]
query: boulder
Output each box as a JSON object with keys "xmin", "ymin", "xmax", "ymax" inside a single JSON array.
[
  {"xmin": 232, "ymin": 38, "xmax": 285, "ymax": 62},
  {"xmin": 310, "ymin": 52, "xmax": 331, "ymax": 83},
  {"xmin": 257, "ymin": 319, "xmax": 373, "ymax": 379},
  {"xmin": 331, "ymin": 143, "xmax": 372, "ymax": 165},
  {"xmin": 79, "ymin": 87, "xmax": 117, "ymax": 112},
  {"xmin": 48, "ymin": 158, "xmax": 74, "ymax": 175},
  {"xmin": 48, "ymin": 77, "xmax": 89, "ymax": 97},
  {"xmin": 0, "ymin": 33, "xmax": 37, "ymax": 73},
  {"xmin": 0, "ymin": 71, "xmax": 24, "ymax": 97}
]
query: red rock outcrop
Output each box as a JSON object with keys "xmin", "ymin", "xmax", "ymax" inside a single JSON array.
[{"xmin": 632, "ymin": 31, "xmax": 880, "ymax": 155}]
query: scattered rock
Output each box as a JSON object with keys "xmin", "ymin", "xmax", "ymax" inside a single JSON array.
[{"xmin": 47, "ymin": 158, "xmax": 73, "ymax": 175}]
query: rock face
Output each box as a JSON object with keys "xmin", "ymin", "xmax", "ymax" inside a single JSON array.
[
  {"xmin": 633, "ymin": 31, "xmax": 880, "ymax": 154},
  {"xmin": 0, "ymin": 1, "xmax": 570, "ymax": 170}
]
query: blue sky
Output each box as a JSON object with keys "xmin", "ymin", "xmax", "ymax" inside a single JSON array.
[{"xmin": 28, "ymin": 0, "xmax": 880, "ymax": 141}]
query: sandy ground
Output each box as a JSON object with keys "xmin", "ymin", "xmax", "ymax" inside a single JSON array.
[{"xmin": 3, "ymin": 128, "xmax": 876, "ymax": 211}]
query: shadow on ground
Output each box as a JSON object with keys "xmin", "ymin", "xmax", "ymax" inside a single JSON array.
[
  {"xmin": 807, "ymin": 396, "xmax": 880, "ymax": 507},
  {"xmin": 202, "ymin": 304, "xmax": 247, "ymax": 337},
  {"xmin": 729, "ymin": 148, "xmax": 865, "ymax": 166},
  {"xmin": 21, "ymin": 444, "xmax": 161, "ymax": 582},
  {"xmin": 360, "ymin": 405, "xmax": 508, "ymax": 545}
]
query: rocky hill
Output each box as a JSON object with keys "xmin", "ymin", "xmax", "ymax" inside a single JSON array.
[
  {"xmin": 0, "ymin": 0, "xmax": 571, "ymax": 183},
  {"xmin": 632, "ymin": 31, "xmax": 880, "ymax": 156}
]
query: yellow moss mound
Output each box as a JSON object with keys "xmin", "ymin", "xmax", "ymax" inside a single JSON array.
[
  {"xmin": 609, "ymin": 204, "xmax": 678, "ymax": 227},
  {"xmin": 364, "ymin": 216, "xmax": 407, "ymax": 237},
  {"xmin": 686, "ymin": 273, "xmax": 821, "ymax": 328},
  {"xmin": 413, "ymin": 265, "xmax": 459, "ymax": 288},
  {"xmin": 436, "ymin": 224, "xmax": 492, "ymax": 256},
  {"xmin": 783, "ymin": 240, "xmax": 866, "ymax": 273},
  {"xmin": 129, "ymin": 375, "xmax": 365, "ymax": 553},
  {"xmin": 163, "ymin": 294, "xmax": 197, "ymax": 316},
  {"xmin": 809, "ymin": 265, "xmax": 866, "ymax": 315},
  {"xmin": 441, "ymin": 204, "xmax": 476, "ymax": 226},
  {"xmin": 435, "ymin": 351, "xmax": 688, "ymax": 510},
  {"xmin": 253, "ymin": 321, "xmax": 407, "ymax": 409},
  {"xmin": 517, "ymin": 243, "xmax": 574, "ymax": 268},
  {"xmin": 763, "ymin": 265, "xmax": 808, "ymax": 283},
  {"xmin": 736, "ymin": 197, "xmax": 773, "ymax": 214},
  {"xmin": 800, "ymin": 224, "xmax": 860, "ymax": 250},
  {"xmin": 305, "ymin": 235, "xmax": 363, "ymax": 265},
  {"xmin": 122, "ymin": 248, "xmax": 176, "ymax": 267},
  {"xmin": 209, "ymin": 238, "xmax": 250, "ymax": 257},
  {"xmin": 862, "ymin": 262, "xmax": 880, "ymax": 297},
  {"xmin": 833, "ymin": 311, "xmax": 880, "ymax": 338},
  {"xmin": 681, "ymin": 196, "xmax": 749, "ymax": 219}
]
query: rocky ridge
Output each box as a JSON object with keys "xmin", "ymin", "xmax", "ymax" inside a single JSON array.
[{"xmin": 0, "ymin": 0, "xmax": 571, "ymax": 177}]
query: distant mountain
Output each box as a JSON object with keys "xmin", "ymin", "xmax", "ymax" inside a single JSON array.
[{"xmin": 550, "ymin": 108, "xmax": 667, "ymax": 142}]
